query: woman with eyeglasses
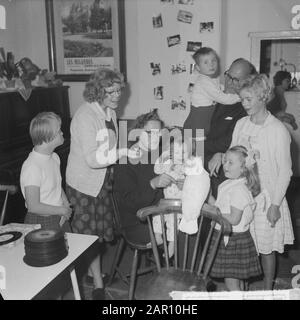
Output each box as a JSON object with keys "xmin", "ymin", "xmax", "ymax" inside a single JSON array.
[
  {"xmin": 65, "ymin": 68, "xmax": 129, "ymax": 300},
  {"xmin": 183, "ymin": 47, "xmax": 240, "ymax": 138}
]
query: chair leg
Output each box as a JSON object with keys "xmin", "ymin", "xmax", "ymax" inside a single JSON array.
[
  {"xmin": 129, "ymin": 249, "xmax": 139, "ymax": 300},
  {"xmin": 108, "ymin": 237, "xmax": 125, "ymax": 286}
]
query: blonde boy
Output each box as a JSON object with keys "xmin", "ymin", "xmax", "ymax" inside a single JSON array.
[{"xmin": 20, "ymin": 112, "xmax": 72, "ymax": 230}]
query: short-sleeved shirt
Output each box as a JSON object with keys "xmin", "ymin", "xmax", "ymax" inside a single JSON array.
[
  {"xmin": 20, "ymin": 150, "xmax": 63, "ymax": 207},
  {"xmin": 215, "ymin": 178, "xmax": 255, "ymax": 232}
]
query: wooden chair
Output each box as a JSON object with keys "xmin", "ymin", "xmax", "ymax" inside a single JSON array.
[
  {"xmin": 108, "ymin": 190, "xmax": 157, "ymax": 300},
  {"xmin": 135, "ymin": 199, "xmax": 232, "ymax": 300}
]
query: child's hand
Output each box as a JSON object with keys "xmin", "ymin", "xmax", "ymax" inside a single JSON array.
[
  {"xmin": 60, "ymin": 206, "xmax": 73, "ymax": 220},
  {"xmin": 176, "ymin": 179, "xmax": 185, "ymax": 191},
  {"xmin": 267, "ymin": 204, "xmax": 281, "ymax": 227}
]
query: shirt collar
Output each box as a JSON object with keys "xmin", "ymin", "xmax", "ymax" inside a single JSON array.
[{"xmin": 91, "ymin": 102, "xmax": 113, "ymax": 121}]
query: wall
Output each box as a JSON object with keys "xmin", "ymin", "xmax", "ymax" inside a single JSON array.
[
  {"xmin": 222, "ymin": 0, "xmax": 298, "ymax": 69},
  {"xmin": 132, "ymin": 0, "xmax": 222, "ymax": 127}
]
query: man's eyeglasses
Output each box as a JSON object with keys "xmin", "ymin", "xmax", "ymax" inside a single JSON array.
[
  {"xmin": 224, "ymin": 70, "xmax": 240, "ymax": 85},
  {"xmin": 105, "ymin": 88, "xmax": 122, "ymax": 96}
]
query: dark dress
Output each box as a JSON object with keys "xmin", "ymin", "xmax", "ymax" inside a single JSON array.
[
  {"xmin": 113, "ymin": 149, "xmax": 164, "ymax": 244},
  {"xmin": 66, "ymin": 119, "xmax": 116, "ymax": 242}
]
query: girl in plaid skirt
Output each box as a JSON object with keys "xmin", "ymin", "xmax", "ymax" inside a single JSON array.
[{"xmin": 209, "ymin": 145, "xmax": 262, "ymax": 291}]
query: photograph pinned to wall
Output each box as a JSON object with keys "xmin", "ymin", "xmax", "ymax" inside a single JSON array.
[
  {"xmin": 171, "ymin": 61, "xmax": 186, "ymax": 75},
  {"xmin": 154, "ymin": 86, "xmax": 164, "ymax": 100},
  {"xmin": 161, "ymin": 0, "xmax": 175, "ymax": 4},
  {"xmin": 178, "ymin": 0, "xmax": 194, "ymax": 4},
  {"xmin": 186, "ymin": 41, "xmax": 202, "ymax": 52},
  {"xmin": 199, "ymin": 21, "xmax": 214, "ymax": 33},
  {"xmin": 171, "ymin": 96, "xmax": 186, "ymax": 110},
  {"xmin": 153, "ymin": 13, "xmax": 163, "ymax": 28},
  {"xmin": 190, "ymin": 63, "xmax": 195, "ymax": 74},
  {"xmin": 167, "ymin": 34, "xmax": 181, "ymax": 47},
  {"xmin": 150, "ymin": 62, "xmax": 161, "ymax": 76},
  {"xmin": 45, "ymin": 0, "xmax": 126, "ymax": 82},
  {"xmin": 177, "ymin": 10, "xmax": 193, "ymax": 24}
]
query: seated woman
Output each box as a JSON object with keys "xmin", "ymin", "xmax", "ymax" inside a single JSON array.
[
  {"xmin": 113, "ymin": 109, "xmax": 176, "ymax": 244},
  {"xmin": 267, "ymin": 70, "xmax": 298, "ymax": 130}
]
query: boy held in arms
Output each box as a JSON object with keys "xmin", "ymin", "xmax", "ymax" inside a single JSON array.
[{"xmin": 20, "ymin": 112, "xmax": 72, "ymax": 230}]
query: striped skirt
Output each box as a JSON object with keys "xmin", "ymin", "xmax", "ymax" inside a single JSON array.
[{"xmin": 209, "ymin": 230, "xmax": 262, "ymax": 280}]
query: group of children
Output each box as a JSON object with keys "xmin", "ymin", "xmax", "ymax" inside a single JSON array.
[{"xmin": 18, "ymin": 45, "xmax": 294, "ymax": 292}]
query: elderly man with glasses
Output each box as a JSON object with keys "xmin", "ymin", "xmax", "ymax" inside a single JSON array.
[{"xmin": 205, "ymin": 58, "xmax": 257, "ymax": 197}]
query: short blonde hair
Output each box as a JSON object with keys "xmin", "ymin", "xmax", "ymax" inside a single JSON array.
[
  {"xmin": 83, "ymin": 68, "xmax": 125, "ymax": 104},
  {"xmin": 238, "ymin": 74, "xmax": 271, "ymax": 103},
  {"xmin": 29, "ymin": 112, "xmax": 61, "ymax": 146}
]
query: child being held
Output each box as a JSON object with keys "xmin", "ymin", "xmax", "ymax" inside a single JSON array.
[
  {"xmin": 208, "ymin": 145, "xmax": 262, "ymax": 291},
  {"xmin": 20, "ymin": 112, "xmax": 72, "ymax": 230},
  {"xmin": 184, "ymin": 47, "xmax": 240, "ymax": 136},
  {"xmin": 153, "ymin": 138, "xmax": 210, "ymax": 257},
  {"xmin": 153, "ymin": 138, "xmax": 187, "ymax": 257}
]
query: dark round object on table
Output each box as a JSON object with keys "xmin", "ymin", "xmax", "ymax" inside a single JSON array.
[
  {"xmin": 23, "ymin": 229, "xmax": 68, "ymax": 267},
  {"xmin": 0, "ymin": 231, "xmax": 23, "ymax": 246}
]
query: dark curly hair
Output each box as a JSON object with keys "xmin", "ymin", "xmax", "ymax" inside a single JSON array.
[
  {"xmin": 83, "ymin": 68, "xmax": 125, "ymax": 104},
  {"xmin": 131, "ymin": 109, "xmax": 164, "ymax": 130}
]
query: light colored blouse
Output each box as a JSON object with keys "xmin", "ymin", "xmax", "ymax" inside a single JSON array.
[
  {"xmin": 66, "ymin": 101, "xmax": 118, "ymax": 197},
  {"xmin": 230, "ymin": 113, "xmax": 292, "ymax": 206}
]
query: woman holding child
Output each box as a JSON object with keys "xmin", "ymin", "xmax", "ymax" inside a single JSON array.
[{"xmin": 65, "ymin": 68, "xmax": 126, "ymax": 300}]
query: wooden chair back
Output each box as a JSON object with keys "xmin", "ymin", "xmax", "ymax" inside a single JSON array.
[{"xmin": 137, "ymin": 199, "xmax": 232, "ymax": 278}]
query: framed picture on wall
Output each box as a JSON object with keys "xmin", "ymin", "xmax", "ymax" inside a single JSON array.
[{"xmin": 45, "ymin": 0, "xmax": 126, "ymax": 82}]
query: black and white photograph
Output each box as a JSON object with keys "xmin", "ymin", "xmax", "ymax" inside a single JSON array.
[
  {"xmin": 171, "ymin": 61, "xmax": 186, "ymax": 74},
  {"xmin": 177, "ymin": 10, "xmax": 193, "ymax": 24},
  {"xmin": 160, "ymin": 0, "xmax": 175, "ymax": 4},
  {"xmin": 178, "ymin": 0, "xmax": 194, "ymax": 4},
  {"xmin": 171, "ymin": 97, "xmax": 186, "ymax": 110},
  {"xmin": 152, "ymin": 13, "xmax": 163, "ymax": 28},
  {"xmin": 186, "ymin": 41, "xmax": 202, "ymax": 52},
  {"xmin": 150, "ymin": 62, "xmax": 161, "ymax": 75},
  {"xmin": 199, "ymin": 21, "xmax": 214, "ymax": 33},
  {"xmin": 1, "ymin": 0, "xmax": 300, "ymax": 305},
  {"xmin": 167, "ymin": 34, "xmax": 181, "ymax": 47},
  {"xmin": 154, "ymin": 86, "xmax": 164, "ymax": 100}
]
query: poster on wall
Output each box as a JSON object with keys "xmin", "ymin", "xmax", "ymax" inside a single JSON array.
[
  {"xmin": 177, "ymin": 10, "xmax": 193, "ymax": 24},
  {"xmin": 186, "ymin": 41, "xmax": 202, "ymax": 52},
  {"xmin": 199, "ymin": 21, "xmax": 214, "ymax": 33},
  {"xmin": 45, "ymin": 0, "xmax": 125, "ymax": 81},
  {"xmin": 167, "ymin": 34, "xmax": 181, "ymax": 47},
  {"xmin": 153, "ymin": 14, "xmax": 163, "ymax": 28},
  {"xmin": 178, "ymin": 0, "xmax": 194, "ymax": 4},
  {"xmin": 150, "ymin": 62, "xmax": 161, "ymax": 75}
]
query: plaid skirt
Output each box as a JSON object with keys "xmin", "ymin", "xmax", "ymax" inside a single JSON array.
[
  {"xmin": 24, "ymin": 212, "xmax": 71, "ymax": 232},
  {"xmin": 209, "ymin": 230, "xmax": 262, "ymax": 280},
  {"xmin": 66, "ymin": 169, "xmax": 115, "ymax": 242}
]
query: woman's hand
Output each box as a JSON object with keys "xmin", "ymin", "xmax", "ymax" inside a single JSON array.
[
  {"xmin": 266, "ymin": 204, "xmax": 281, "ymax": 227},
  {"xmin": 176, "ymin": 179, "xmax": 185, "ymax": 191},
  {"xmin": 150, "ymin": 173, "xmax": 176, "ymax": 189},
  {"xmin": 208, "ymin": 152, "xmax": 223, "ymax": 177}
]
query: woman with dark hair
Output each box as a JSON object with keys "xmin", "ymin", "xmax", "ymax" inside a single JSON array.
[
  {"xmin": 113, "ymin": 109, "xmax": 175, "ymax": 240},
  {"xmin": 267, "ymin": 71, "xmax": 297, "ymax": 130},
  {"xmin": 65, "ymin": 68, "xmax": 129, "ymax": 300}
]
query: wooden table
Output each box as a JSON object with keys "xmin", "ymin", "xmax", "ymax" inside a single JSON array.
[{"xmin": 0, "ymin": 233, "xmax": 98, "ymax": 300}]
